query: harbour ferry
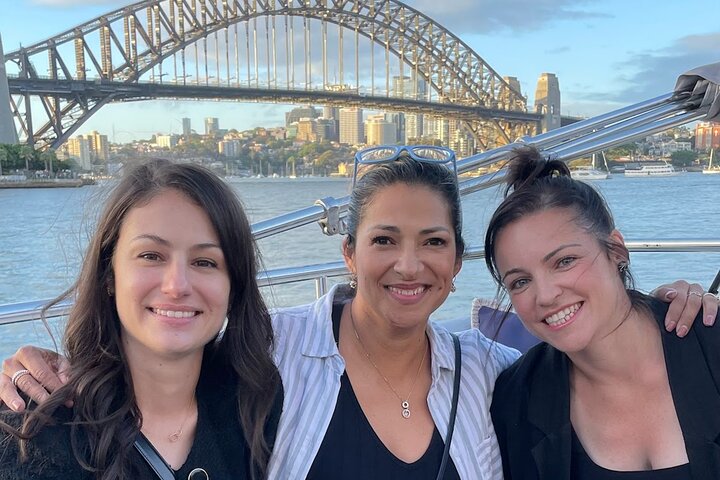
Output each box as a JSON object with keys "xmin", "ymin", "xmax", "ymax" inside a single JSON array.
[{"xmin": 624, "ymin": 162, "xmax": 680, "ymax": 177}]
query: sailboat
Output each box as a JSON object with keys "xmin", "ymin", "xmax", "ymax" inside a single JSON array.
[
  {"xmin": 702, "ymin": 148, "xmax": 720, "ymax": 175},
  {"xmin": 570, "ymin": 152, "xmax": 610, "ymax": 180}
]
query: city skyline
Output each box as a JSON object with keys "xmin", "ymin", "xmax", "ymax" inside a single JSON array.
[{"xmin": 1, "ymin": 0, "xmax": 718, "ymax": 141}]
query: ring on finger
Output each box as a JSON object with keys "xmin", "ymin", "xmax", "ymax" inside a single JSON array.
[
  {"xmin": 10, "ymin": 369, "xmax": 31, "ymax": 388},
  {"xmin": 703, "ymin": 292, "xmax": 719, "ymax": 301},
  {"xmin": 688, "ymin": 291, "xmax": 703, "ymax": 298}
]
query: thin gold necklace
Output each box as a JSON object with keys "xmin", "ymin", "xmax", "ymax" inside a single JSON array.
[
  {"xmin": 168, "ymin": 397, "xmax": 196, "ymax": 442},
  {"xmin": 349, "ymin": 305, "xmax": 428, "ymax": 419}
]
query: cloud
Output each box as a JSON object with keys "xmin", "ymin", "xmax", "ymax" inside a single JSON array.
[
  {"xmin": 578, "ymin": 31, "xmax": 720, "ymax": 104},
  {"xmin": 403, "ymin": 0, "xmax": 609, "ymax": 33}
]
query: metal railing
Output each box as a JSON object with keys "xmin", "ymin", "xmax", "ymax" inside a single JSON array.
[
  {"xmin": 2, "ymin": 63, "xmax": 718, "ymax": 327},
  {"xmin": 2, "ymin": 240, "xmax": 719, "ymax": 327}
]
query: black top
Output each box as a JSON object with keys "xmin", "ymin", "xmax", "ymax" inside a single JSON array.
[
  {"xmin": 490, "ymin": 297, "xmax": 720, "ymax": 480},
  {"xmin": 0, "ymin": 362, "xmax": 283, "ymax": 480},
  {"xmin": 306, "ymin": 303, "xmax": 460, "ymax": 480},
  {"xmin": 571, "ymin": 428, "xmax": 692, "ymax": 479}
]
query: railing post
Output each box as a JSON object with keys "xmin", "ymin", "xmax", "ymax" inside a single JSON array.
[{"xmin": 315, "ymin": 276, "xmax": 328, "ymax": 299}]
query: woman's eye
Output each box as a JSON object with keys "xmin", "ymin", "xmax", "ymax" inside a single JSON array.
[
  {"xmin": 139, "ymin": 252, "xmax": 161, "ymax": 261},
  {"xmin": 426, "ymin": 237, "xmax": 447, "ymax": 246},
  {"xmin": 557, "ymin": 256, "xmax": 577, "ymax": 268},
  {"xmin": 509, "ymin": 278, "xmax": 529, "ymax": 291},
  {"xmin": 194, "ymin": 259, "xmax": 218, "ymax": 268},
  {"xmin": 372, "ymin": 236, "xmax": 393, "ymax": 246}
]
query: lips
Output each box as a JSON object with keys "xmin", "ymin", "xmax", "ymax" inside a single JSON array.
[{"xmin": 543, "ymin": 302, "xmax": 581, "ymax": 328}]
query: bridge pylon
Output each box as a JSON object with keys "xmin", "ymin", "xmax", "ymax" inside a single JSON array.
[{"xmin": 0, "ymin": 34, "xmax": 18, "ymax": 145}]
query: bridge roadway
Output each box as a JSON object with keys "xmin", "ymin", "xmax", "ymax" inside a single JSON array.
[{"xmin": 7, "ymin": 76, "xmax": 543, "ymax": 124}]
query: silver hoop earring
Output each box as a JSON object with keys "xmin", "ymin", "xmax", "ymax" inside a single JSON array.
[
  {"xmin": 349, "ymin": 274, "xmax": 358, "ymax": 289},
  {"xmin": 214, "ymin": 316, "xmax": 229, "ymax": 345},
  {"xmin": 450, "ymin": 281, "xmax": 457, "ymax": 293}
]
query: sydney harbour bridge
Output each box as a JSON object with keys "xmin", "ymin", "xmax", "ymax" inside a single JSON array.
[{"xmin": 2, "ymin": 0, "xmax": 544, "ymax": 151}]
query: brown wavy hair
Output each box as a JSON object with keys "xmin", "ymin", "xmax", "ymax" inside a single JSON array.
[{"xmin": 2, "ymin": 159, "xmax": 279, "ymax": 479}]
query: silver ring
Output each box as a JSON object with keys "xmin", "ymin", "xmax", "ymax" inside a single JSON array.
[
  {"xmin": 10, "ymin": 369, "xmax": 31, "ymax": 388},
  {"xmin": 703, "ymin": 292, "xmax": 719, "ymax": 300},
  {"xmin": 688, "ymin": 291, "xmax": 703, "ymax": 298}
]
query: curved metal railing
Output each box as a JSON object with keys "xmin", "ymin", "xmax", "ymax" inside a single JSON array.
[{"xmin": 2, "ymin": 63, "xmax": 718, "ymax": 326}]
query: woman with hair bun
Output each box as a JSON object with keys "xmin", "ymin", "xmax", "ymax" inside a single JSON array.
[{"xmin": 487, "ymin": 147, "xmax": 720, "ymax": 479}]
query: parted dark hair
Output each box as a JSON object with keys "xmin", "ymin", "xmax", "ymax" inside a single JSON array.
[
  {"xmin": 485, "ymin": 146, "xmax": 638, "ymax": 295},
  {"xmin": 345, "ymin": 156, "xmax": 465, "ymax": 258},
  {"xmin": 1, "ymin": 159, "xmax": 279, "ymax": 479}
]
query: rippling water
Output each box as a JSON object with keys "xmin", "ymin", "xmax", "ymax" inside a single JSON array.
[{"xmin": 1, "ymin": 174, "xmax": 719, "ymax": 358}]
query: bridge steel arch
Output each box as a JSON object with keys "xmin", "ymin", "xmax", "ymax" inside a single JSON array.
[{"xmin": 4, "ymin": 0, "xmax": 537, "ymax": 151}]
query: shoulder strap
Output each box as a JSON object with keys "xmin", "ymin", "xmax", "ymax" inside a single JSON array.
[
  {"xmin": 134, "ymin": 433, "xmax": 176, "ymax": 480},
  {"xmin": 436, "ymin": 333, "xmax": 462, "ymax": 480}
]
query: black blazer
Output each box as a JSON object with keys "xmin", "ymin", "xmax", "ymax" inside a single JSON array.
[{"xmin": 490, "ymin": 298, "xmax": 720, "ymax": 480}]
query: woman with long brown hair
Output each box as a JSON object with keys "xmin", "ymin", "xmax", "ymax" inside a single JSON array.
[{"xmin": 0, "ymin": 159, "xmax": 282, "ymax": 479}]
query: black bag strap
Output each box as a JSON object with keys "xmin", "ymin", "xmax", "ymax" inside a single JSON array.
[
  {"xmin": 436, "ymin": 333, "xmax": 462, "ymax": 480},
  {"xmin": 134, "ymin": 433, "xmax": 176, "ymax": 480}
]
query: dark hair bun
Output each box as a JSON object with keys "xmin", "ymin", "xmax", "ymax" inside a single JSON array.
[{"xmin": 504, "ymin": 146, "xmax": 570, "ymax": 196}]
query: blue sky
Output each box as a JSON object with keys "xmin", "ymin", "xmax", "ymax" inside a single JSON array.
[{"xmin": 1, "ymin": 0, "xmax": 718, "ymax": 142}]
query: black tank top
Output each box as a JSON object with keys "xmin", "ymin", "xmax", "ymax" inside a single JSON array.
[
  {"xmin": 306, "ymin": 304, "xmax": 461, "ymax": 480},
  {"xmin": 570, "ymin": 428, "xmax": 692, "ymax": 479}
]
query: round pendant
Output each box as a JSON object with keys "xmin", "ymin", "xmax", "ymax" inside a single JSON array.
[
  {"xmin": 402, "ymin": 408, "xmax": 411, "ymax": 419},
  {"xmin": 402, "ymin": 401, "xmax": 409, "ymax": 409}
]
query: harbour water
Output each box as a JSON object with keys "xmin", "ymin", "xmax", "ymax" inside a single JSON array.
[{"xmin": 1, "ymin": 173, "xmax": 719, "ymax": 358}]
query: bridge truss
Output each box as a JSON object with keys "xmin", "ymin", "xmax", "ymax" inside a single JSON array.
[{"xmin": 4, "ymin": 0, "xmax": 540, "ymax": 150}]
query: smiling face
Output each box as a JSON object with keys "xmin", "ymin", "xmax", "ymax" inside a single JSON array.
[
  {"xmin": 344, "ymin": 183, "xmax": 462, "ymax": 330},
  {"xmin": 111, "ymin": 189, "xmax": 230, "ymax": 361},
  {"xmin": 494, "ymin": 207, "xmax": 630, "ymax": 353}
]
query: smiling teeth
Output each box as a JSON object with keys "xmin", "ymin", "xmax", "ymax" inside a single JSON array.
[
  {"xmin": 388, "ymin": 286, "xmax": 426, "ymax": 296},
  {"xmin": 544, "ymin": 303, "xmax": 580, "ymax": 327},
  {"xmin": 152, "ymin": 309, "xmax": 196, "ymax": 318}
]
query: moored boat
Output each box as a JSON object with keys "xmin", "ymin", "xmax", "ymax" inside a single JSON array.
[
  {"xmin": 570, "ymin": 166, "xmax": 609, "ymax": 181},
  {"xmin": 624, "ymin": 162, "xmax": 680, "ymax": 177},
  {"xmin": 702, "ymin": 149, "xmax": 720, "ymax": 175}
]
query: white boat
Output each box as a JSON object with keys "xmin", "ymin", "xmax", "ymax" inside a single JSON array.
[
  {"xmin": 624, "ymin": 162, "xmax": 680, "ymax": 177},
  {"xmin": 703, "ymin": 149, "xmax": 720, "ymax": 175},
  {"xmin": 570, "ymin": 166, "xmax": 609, "ymax": 181}
]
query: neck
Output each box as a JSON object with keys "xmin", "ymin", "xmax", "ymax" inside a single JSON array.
[
  {"xmin": 568, "ymin": 307, "xmax": 664, "ymax": 385},
  {"xmin": 345, "ymin": 300, "xmax": 428, "ymax": 375},
  {"xmin": 124, "ymin": 346, "xmax": 203, "ymax": 415}
]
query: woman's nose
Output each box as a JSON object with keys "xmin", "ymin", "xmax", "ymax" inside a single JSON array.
[{"xmin": 162, "ymin": 261, "xmax": 191, "ymax": 297}]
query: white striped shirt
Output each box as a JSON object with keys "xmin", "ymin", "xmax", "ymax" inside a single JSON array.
[{"xmin": 267, "ymin": 284, "xmax": 520, "ymax": 480}]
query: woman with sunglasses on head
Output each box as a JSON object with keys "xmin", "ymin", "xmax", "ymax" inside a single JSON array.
[
  {"xmin": 0, "ymin": 160, "xmax": 282, "ymax": 479},
  {"xmin": 0, "ymin": 147, "xmax": 713, "ymax": 480},
  {"xmin": 487, "ymin": 147, "xmax": 720, "ymax": 479}
]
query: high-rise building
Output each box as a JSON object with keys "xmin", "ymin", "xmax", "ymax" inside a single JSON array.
[
  {"xmin": 365, "ymin": 114, "xmax": 396, "ymax": 145},
  {"xmin": 339, "ymin": 108, "xmax": 364, "ymax": 145},
  {"xmin": 384, "ymin": 113, "xmax": 405, "ymax": 144},
  {"xmin": 182, "ymin": 117, "xmax": 192, "ymax": 138},
  {"xmin": 296, "ymin": 118, "xmax": 317, "ymax": 142},
  {"xmin": 205, "ymin": 117, "xmax": 219, "ymax": 136},
  {"xmin": 65, "ymin": 137, "xmax": 92, "ymax": 170},
  {"xmin": 534, "ymin": 73, "xmax": 561, "ymax": 132},
  {"xmin": 695, "ymin": 122, "xmax": 720, "ymax": 150},
  {"xmin": 87, "ymin": 130, "xmax": 109, "ymax": 162}
]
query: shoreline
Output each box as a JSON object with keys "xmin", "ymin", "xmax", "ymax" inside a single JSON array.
[{"xmin": 0, "ymin": 179, "xmax": 95, "ymax": 189}]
